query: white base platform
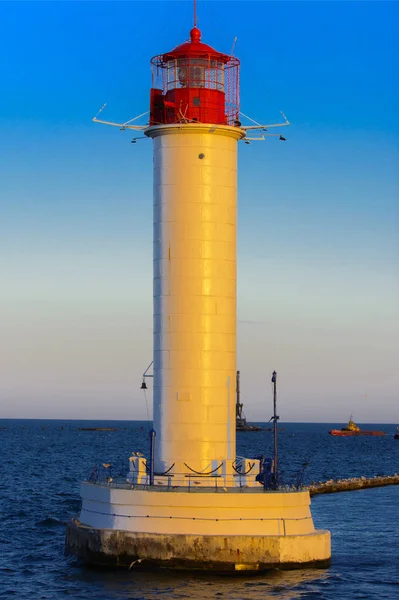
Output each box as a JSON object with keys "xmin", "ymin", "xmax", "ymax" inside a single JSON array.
[{"xmin": 65, "ymin": 482, "xmax": 331, "ymax": 570}]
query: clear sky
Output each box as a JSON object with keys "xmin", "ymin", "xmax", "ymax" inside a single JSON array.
[{"xmin": 0, "ymin": 1, "xmax": 398, "ymax": 422}]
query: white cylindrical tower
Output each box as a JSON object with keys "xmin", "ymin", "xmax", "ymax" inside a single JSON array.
[{"xmin": 147, "ymin": 124, "xmax": 244, "ymax": 472}]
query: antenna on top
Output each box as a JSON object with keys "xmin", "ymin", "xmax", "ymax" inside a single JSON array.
[
  {"xmin": 230, "ymin": 37, "xmax": 238, "ymax": 56},
  {"xmin": 194, "ymin": 0, "xmax": 197, "ymax": 27}
]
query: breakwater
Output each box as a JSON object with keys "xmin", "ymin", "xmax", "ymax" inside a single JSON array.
[{"xmin": 309, "ymin": 474, "xmax": 399, "ymax": 496}]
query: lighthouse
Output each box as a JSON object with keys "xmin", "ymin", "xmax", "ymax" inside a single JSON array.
[
  {"xmin": 148, "ymin": 24, "xmax": 243, "ymax": 476},
  {"xmin": 66, "ymin": 9, "xmax": 331, "ymax": 570}
]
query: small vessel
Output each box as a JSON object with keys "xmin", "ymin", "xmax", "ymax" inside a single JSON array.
[
  {"xmin": 329, "ymin": 416, "xmax": 386, "ymax": 437},
  {"xmin": 236, "ymin": 371, "xmax": 262, "ymax": 431},
  {"xmin": 78, "ymin": 427, "xmax": 118, "ymax": 432},
  {"xmin": 394, "ymin": 427, "xmax": 399, "ymax": 440}
]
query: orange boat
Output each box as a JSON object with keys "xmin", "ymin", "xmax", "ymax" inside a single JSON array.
[{"xmin": 329, "ymin": 416, "xmax": 386, "ymax": 437}]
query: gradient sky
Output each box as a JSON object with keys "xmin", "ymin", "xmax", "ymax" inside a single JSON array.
[{"xmin": 0, "ymin": 1, "xmax": 398, "ymax": 422}]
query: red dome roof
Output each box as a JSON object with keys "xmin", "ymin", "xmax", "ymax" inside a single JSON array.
[{"xmin": 162, "ymin": 27, "xmax": 230, "ymax": 63}]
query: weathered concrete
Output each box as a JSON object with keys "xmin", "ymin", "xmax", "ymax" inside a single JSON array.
[{"xmin": 65, "ymin": 518, "xmax": 330, "ymax": 571}]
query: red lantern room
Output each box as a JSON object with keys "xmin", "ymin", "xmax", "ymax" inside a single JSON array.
[{"xmin": 150, "ymin": 27, "xmax": 240, "ymax": 127}]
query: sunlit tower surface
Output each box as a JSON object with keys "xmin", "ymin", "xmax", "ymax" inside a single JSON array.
[{"xmin": 66, "ymin": 4, "xmax": 331, "ymax": 570}]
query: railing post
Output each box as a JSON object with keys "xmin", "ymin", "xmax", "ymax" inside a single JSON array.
[
  {"xmin": 263, "ymin": 456, "xmax": 268, "ymax": 491},
  {"xmin": 271, "ymin": 371, "xmax": 279, "ymax": 488},
  {"xmin": 149, "ymin": 428, "xmax": 156, "ymax": 486}
]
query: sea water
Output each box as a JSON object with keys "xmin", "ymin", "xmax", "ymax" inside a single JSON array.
[{"xmin": 1, "ymin": 420, "xmax": 398, "ymax": 599}]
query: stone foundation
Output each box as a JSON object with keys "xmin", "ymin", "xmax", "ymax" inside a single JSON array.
[{"xmin": 65, "ymin": 518, "xmax": 331, "ymax": 571}]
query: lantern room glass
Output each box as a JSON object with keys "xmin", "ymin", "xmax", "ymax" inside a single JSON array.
[{"xmin": 165, "ymin": 58, "xmax": 225, "ymax": 92}]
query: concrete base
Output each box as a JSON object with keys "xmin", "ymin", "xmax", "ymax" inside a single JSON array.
[{"xmin": 66, "ymin": 518, "xmax": 330, "ymax": 572}]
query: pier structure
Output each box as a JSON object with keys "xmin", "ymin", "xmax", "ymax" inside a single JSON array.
[{"xmin": 66, "ymin": 5, "xmax": 330, "ymax": 571}]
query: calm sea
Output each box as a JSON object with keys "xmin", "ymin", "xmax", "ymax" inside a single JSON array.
[{"xmin": 1, "ymin": 420, "xmax": 398, "ymax": 599}]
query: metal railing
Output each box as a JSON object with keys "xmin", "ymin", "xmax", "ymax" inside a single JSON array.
[
  {"xmin": 86, "ymin": 476, "xmax": 304, "ymax": 494},
  {"xmin": 87, "ymin": 460, "xmax": 308, "ymax": 494},
  {"xmin": 78, "ymin": 506, "xmax": 312, "ymax": 535}
]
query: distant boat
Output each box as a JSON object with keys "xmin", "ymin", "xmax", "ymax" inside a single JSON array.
[
  {"xmin": 329, "ymin": 416, "xmax": 386, "ymax": 437},
  {"xmin": 236, "ymin": 371, "xmax": 262, "ymax": 431},
  {"xmin": 78, "ymin": 427, "xmax": 118, "ymax": 432},
  {"xmin": 264, "ymin": 426, "xmax": 286, "ymax": 432}
]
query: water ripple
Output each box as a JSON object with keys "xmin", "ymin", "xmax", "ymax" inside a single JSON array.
[{"xmin": 1, "ymin": 419, "xmax": 398, "ymax": 599}]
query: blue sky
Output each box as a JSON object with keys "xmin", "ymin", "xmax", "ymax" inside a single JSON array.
[{"xmin": 0, "ymin": 1, "xmax": 398, "ymax": 421}]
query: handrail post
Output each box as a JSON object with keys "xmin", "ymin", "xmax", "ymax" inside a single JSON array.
[
  {"xmin": 149, "ymin": 428, "xmax": 156, "ymax": 486},
  {"xmin": 271, "ymin": 371, "xmax": 279, "ymax": 488},
  {"xmin": 262, "ymin": 455, "xmax": 269, "ymax": 491}
]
